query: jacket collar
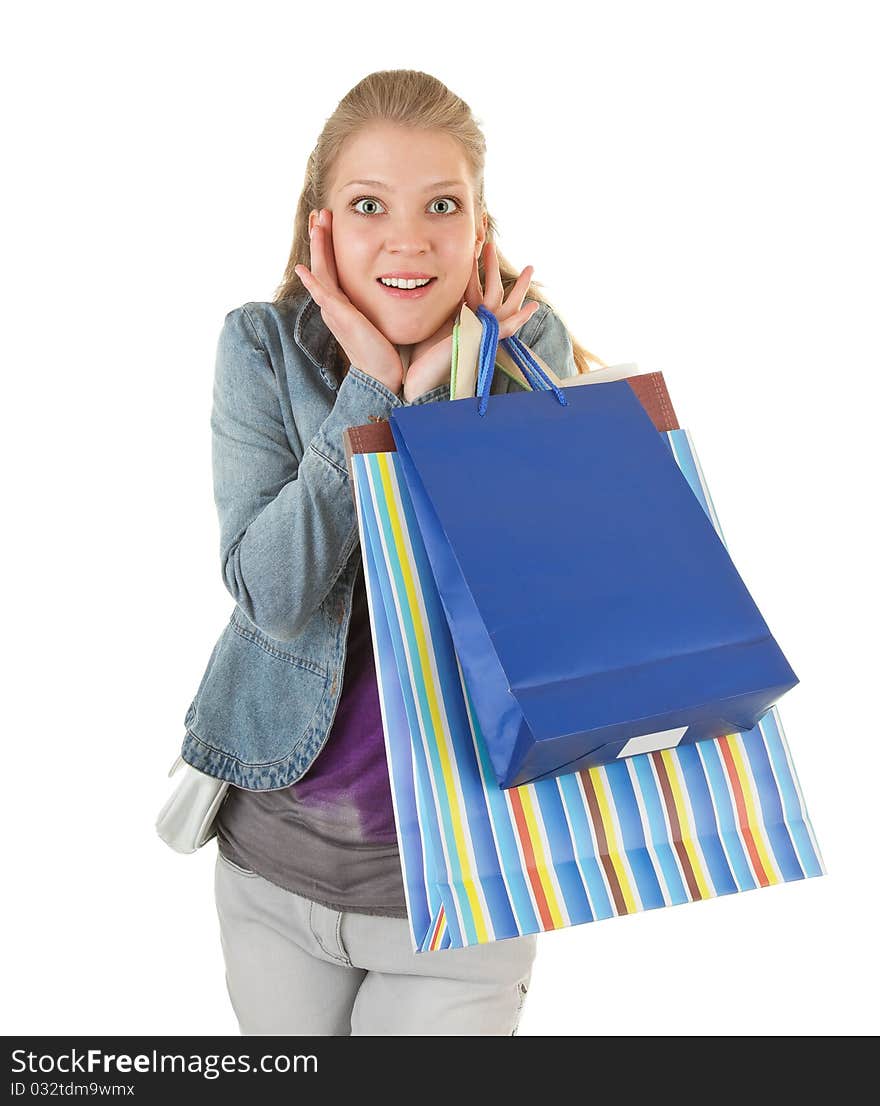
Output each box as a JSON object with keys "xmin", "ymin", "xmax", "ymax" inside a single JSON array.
[{"xmin": 293, "ymin": 294, "xmax": 344, "ymax": 391}]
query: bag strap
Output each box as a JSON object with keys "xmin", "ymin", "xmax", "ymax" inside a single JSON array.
[
  {"xmin": 474, "ymin": 305, "xmax": 569, "ymax": 416},
  {"xmin": 451, "ymin": 302, "xmax": 569, "ymax": 403}
]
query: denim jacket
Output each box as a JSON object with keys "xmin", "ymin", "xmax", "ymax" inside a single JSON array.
[{"xmin": 180, "ymin": 292, "xmax": 579, "ymax": 789}]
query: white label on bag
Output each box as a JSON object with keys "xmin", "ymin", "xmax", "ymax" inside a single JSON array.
[{"xmin": 617, "ymin": 726, "xmax": 689, "ymax": 758}]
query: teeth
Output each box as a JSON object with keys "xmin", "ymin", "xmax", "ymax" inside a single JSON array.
[{"xmin": 379, "ymin": 277, "xmax": 432, "ymax": 289}]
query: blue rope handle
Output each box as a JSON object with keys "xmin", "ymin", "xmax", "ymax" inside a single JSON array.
[
  {"xmin": 474, "ymin": 305, "xmax": 569, "ymax": 415},
  {"xmin": 475, "ymin": 304, "xmax": 499, "ymax": 414}
]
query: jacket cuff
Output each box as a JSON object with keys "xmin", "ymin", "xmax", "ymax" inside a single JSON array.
[
  {"xmin": 406, "ymin": 382, "xmax": 451, "ymax": 405},
  {"xmin": 309, "ymin": 366, "xmax": 405, "ymax": 472}
]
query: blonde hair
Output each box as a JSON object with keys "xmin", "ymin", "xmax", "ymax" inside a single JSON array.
[{"xmin": 273, "ymin": 69, "xmax": 606, "ymax": 374}]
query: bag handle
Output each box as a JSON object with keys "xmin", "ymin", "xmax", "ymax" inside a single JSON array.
[
  {"xmin": 450, "ymin": 303, "xmax": 569, "ymax": 408},
  {"xmin": 474, "ymin": 306, "xmax": 568, "ymax": 416}
]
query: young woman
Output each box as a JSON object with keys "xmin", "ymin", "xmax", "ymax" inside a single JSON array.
[{"xmin": 183, "ymin": 68, "xmax": 604, "ymax": 1036}]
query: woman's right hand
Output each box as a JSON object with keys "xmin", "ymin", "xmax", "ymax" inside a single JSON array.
[{"xmin": 294, "ymin": 209, "xmax": 404, "ymax": 396}]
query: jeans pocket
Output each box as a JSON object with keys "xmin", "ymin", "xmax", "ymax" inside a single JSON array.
[
  {"xmin": 217, "ymin": 850, "xmax": 260, "ymax": 878},
  {"xmin": 512, "ymin": 980, "xmax": 529, "ymax": 1036}
]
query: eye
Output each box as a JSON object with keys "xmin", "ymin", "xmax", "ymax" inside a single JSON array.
[
  {"xmin": 351, "ymin": 196, "xmax": 386, "ymax": 216},
  {"xmin": 349, "ymin": 195, "xmax": 463, "ymax": 217},
  {"xmin": 428, "ymin": 196, "xmax": 461, "ymax": 215}
]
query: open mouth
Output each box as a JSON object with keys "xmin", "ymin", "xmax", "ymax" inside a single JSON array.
[{"xmin": 376, "ymin": 277, "xmax": 437, "ymax": 299}]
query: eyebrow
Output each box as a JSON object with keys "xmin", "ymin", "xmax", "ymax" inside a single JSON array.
[{"xmin": 340, "ymin": 178, "xmax": 466, "ymax": 191}]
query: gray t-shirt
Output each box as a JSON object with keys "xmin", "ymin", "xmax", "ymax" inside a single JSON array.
[{"xmin": 215, "ymin": 562, "xmax": 408, "ymax": 918}]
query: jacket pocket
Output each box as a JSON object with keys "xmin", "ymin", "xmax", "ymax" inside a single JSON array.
[
  {"xmin": 229, "ymin": 605, "xmax": 328, "ymax": 677},
  {"xmin": 186, "ymin": 611, "xmax": 329, "ymax": 766}
]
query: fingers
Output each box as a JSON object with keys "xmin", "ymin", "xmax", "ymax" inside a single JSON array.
[
  {"xmin": 308, "ymin": 208, "xmax": 340, "ymax": 289},
  {"xmin": 295, "ymin": 256, "xmax": 346, "ymax": 322},
  {"xmin": 474, "ymin": 241, "xmax": 535, "ymax": 320},
  {"xmin": 508, "ymin": 264, "xmax": 535, "ymax": 312},
  {"xmin": 482, "ymin": 239, "xmax": 502, "ymax": 307},
  {"xmin": 463, "ymin": 253, "xmax": 483, "ymax": 311},
  {"xmin": 295, "ymin": 208, "xmax": 342, "ymax": 306},
  {"xmin": 496, "ymin": 300, "xmax": 540, "ymax": 341},
  {"xmin": 293, "ymin": 264, "xmax": 330, "ymax": 310}
]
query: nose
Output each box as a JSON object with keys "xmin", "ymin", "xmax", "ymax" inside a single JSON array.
[{"xmin": 384, "ymin": 210, "xmax": 431, "ymax": 255}]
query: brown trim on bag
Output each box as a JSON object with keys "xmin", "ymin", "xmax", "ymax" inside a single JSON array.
[
  {"xmin": 651, "ymin": 751, "xmax": 703, "ymax": 900},
  {"xmin": 578, "ymin": 770, "xmax": 629, "ymax": 915},
  {"xmin": 627, "ymin": 372, "xmax": 680, "ymax": 432},
  {"xmin": 347, "ymin": 421, "xmax": 397, "ymax": 455},
  {"xmin": 342, "ymin": 372, "xmax": 679, "ymax": 467}
]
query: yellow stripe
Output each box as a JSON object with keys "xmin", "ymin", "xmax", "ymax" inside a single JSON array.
[
  {"xmin": 659, "ymin": 749, "xmax": 713, "ymax": 899},
  {"xmin": 375, "ymin": 454, "xmax": 489, "ymax": 942},
  {"xmin": 727, "ymin": 735, "xmax": 781, "ymax": 885},
  {"xmin": 517, "ymin": 787, "xmax": 567, "ymax": 928},
  {"xmin": 591, "ymin": 768, "xmax": 640, "ymax": 913}
]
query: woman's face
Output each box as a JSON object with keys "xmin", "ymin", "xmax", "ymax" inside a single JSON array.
[{"xmin": 320, "ymin": 123, "xmax": 486, "ymax": 346}]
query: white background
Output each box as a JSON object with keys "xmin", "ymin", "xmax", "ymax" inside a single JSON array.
[{"xmin": 3, "ymin": 0, "xmax": 877, "ymax": 1036}]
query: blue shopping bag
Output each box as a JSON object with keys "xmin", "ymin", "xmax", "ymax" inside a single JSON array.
[
  {"xmin": 388, "ymin": 308, "xmax": 799, "ymax": 789},
  {"xmin": 348, "ymin": 436, "xmax": 824, "ymax": 952}
]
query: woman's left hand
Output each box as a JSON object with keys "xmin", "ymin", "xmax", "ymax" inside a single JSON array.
[{"xmin": 402, "ymin": 241, "xmax": 541, "ymax": 403}]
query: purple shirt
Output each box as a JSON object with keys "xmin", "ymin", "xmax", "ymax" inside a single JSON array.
[
  {"xmin": 215, "ymin": 560, "xmax": 407, "ymax": 916},
  {"xmin": 284, "ymin": 563, "xmax": 397, "ymax": 842}
]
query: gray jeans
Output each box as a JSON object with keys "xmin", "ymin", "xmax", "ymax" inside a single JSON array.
[{"xmin": 214, "ymin": 849, "xmax": 538, "ymax": 1035}]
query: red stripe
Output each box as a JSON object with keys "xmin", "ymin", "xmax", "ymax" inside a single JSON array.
[
  {"xmin": 508, "ymin": 788, "xmax": 555, "ymax": 929},
  {"xmin": 719, "ymin": 736, "xmax": 770, "ymax": 887},
  {"xmin": 429, "ymin": 904, "xmax": 445, "ymax": 950}
]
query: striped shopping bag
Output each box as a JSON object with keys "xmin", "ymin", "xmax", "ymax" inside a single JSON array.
[{"xmin": 346, "ymin": 398, "xmax": 825, "ymax": 953}]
